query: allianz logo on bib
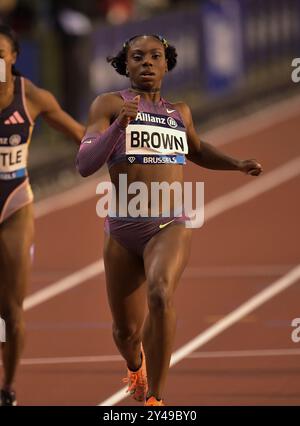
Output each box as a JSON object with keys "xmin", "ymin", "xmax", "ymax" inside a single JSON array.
[
  {"xmin": 9, "ymin": 134, "xmax": 22, "ymax": 146},
  {"xmin": 0, "ymin": 134, "xmax": 22, "ymax": 146},
  {"xmin": 167, "ymin": 117, "xmax": 177, "ymax": 128},
  {"xmin": 135, "ymin": 112, "xmax": 178, "ymax": 128}
]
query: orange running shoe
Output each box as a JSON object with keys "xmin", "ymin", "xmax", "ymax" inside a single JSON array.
[
  {"xmin": 123, "ymin": 346, "xmax": 147, "ymax": 402},
  {"xmin": 144, "ymin": 396, "xmax": 164, "ymax": 406}
]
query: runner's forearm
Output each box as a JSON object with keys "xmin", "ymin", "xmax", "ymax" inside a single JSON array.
[
  {"xmin": 188, "ymin": 140, "xmax": 241, "ymax": 171},
  {"xmin": 76, "ymin": 119, "xmax": 125, "ymax": 177}
]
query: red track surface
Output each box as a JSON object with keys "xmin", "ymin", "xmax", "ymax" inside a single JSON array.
[{"xmin": 3, "ymin": 103, "xmax": 300, "ymax": 406}]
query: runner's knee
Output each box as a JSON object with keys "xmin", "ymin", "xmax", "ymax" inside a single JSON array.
[
  {"xmin": 147, "ymin": 275, "xmax": 174, "ymax": 313},
  {"xmin": 113, "ymin": 323, "xmax": 141, "ymax": 344}
]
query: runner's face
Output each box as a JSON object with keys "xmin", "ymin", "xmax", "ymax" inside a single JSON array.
[
  {"xmin": 126, "ymin": 36, "xmax": 167, "ymax": 90},
  {"xmin": 0, "ymin": 35, "xmax": 17, "ymax": 80}
]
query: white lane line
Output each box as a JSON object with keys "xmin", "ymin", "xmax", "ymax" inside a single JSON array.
[
  {"xmin": 34, "ymin": 174, "xmax": 108, "ymax": 219},
  {"xmin": 188, "ymin": 348, "xmax": 300, "ymax": 359},
  {"xmin": 16, "ymin": 348, "xmax": 300, "ymax": 366},
  {"xmin": 33, "ymin": 95, "xmax": 300, "ymax": 219},
  {"xmin": 98, "ymin": 265, "xmax": 300, "ymax": 406},
  {"xmin": 19, "ymin": 355, "xmax": 123, "ymax": 366},
  {"xmin": 24, "ymin": 157, "xmax": 300, "ymax": 311},
  {"xmin": 202, "ymin": 94, "xmax": 300, "ymax": 146},
  {"xmin": 170, "ymin": 266, "xmax": 300, "ymax": 366},
  {"xmin": 200, "ymin": 156, "xmax": 300, "ymax": 226},
  {"xmin": 184, "ymin": 265, "xmax": 294, "ymax": 278},
  {"xmin": 24, "ymin": 260, "xmax": 104, "ymax": 311}
]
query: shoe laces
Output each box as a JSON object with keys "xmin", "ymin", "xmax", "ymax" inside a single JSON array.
[{"xmin": 123, "ymin": 367, "xmax": 146, "ymax": 393}]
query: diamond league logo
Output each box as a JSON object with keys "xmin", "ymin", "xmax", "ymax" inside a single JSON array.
[{"xmin": 128, "ymin": 156, "xmax": 136, "ymax": 163}]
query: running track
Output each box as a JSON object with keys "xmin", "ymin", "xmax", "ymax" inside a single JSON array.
[{"xmin": 2, "ymin": 96, "xmax": 300, "ymax": 406}]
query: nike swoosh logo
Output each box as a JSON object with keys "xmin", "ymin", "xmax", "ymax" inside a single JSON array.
[
  {"xmin": 83, "ymin": 140, "xmax": 92, "ymax": 144},
  {"xmin": 159, "ymin": 219, "xmax": 175, "ymax": 229},
  {"xmin": 166, "ymin": 109, "xmax": 176, "ymax": 113}
]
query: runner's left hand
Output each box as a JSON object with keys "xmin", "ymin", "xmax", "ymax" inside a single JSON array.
[{"xmin": 238, "ymin": 159, "xmax": 263, "ymax": 176}]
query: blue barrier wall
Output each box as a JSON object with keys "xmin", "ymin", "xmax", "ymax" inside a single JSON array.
[{"xmin": 88, "ymin": 0, "xmax": 300, "ymax": 104}]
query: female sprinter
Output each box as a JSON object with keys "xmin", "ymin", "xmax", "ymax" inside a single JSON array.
[
  {"xmin": 0, "ymin": 25, "xmax": 84, "ymax": 406},
  {"xmin": 76, "ymin": 35, "xmax": 262, "ymax": 406}
]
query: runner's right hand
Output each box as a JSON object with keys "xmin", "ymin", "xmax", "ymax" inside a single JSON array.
[{"xmin": 117, "ymin": 95, "xmax": 140, "ymax": 128}]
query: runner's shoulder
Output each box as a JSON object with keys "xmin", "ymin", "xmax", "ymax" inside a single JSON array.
[
  {"xmin": 91, "ymin": 91, "xmax": 124, "ymax": 115},
  {"xmin": 23, "ymin": 78, "xmax": 44, "ymax": 102},
  {"xmin": 172, "ymin": 101, "xmax": 191, "ymax": 115},
  {"xmin": 171, "ymin": 101, "xmax": 192, "ymax": 126}
]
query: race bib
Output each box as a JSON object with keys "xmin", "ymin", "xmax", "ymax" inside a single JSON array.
[
  {"xmin": 125, "ymin": 119, "xmax": 188, "ymax": 165},
  {"xmin": 0, "ymin": 144, "xmax": 28, "ymax": 173}
]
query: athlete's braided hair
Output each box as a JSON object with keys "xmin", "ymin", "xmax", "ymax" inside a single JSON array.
[
  {"xmin": 107, "ymin": 34, "xmax": 177, "ymax": 76},
  {"xmin": 0, "ymin": 24, "xmax": 21, "ymax": 76}
]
